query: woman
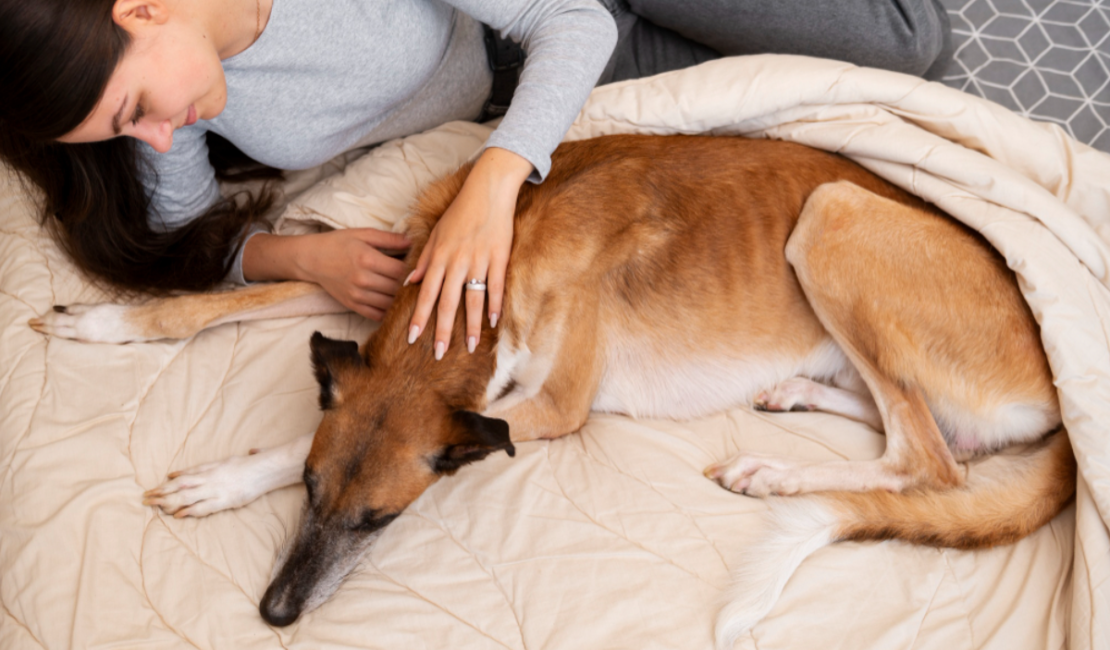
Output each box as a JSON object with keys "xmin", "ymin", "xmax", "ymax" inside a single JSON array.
[{"xmin": 0, "ymin": 0, "xmax": 951, "ymax": 357}]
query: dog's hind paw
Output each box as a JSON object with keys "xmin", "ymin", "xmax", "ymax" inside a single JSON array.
[
  {"xmin": 704, "ymin": 452, "xmax": 803, "ymax": 498},
  {"xmin": 753, "ymin": 377, "xmax": 822, "ymax": 413}
]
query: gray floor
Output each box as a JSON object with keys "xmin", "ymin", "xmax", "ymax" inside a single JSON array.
[{"xmin": 938, "ymin": 0, "xmax": 1110, "ymax": 152}]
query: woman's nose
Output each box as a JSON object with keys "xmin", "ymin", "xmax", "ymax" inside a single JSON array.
[{"xmin": 136, "ymin": 120, "xmax": 174, "ymax": 153}]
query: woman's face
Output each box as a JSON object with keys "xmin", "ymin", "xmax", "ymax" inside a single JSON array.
[{"xmin": 58, "ymin": 1, "xmax": 227, "ymax": 153}]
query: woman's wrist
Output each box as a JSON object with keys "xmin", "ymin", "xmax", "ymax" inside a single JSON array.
[
  {"xmin": 242, "ymin": 232, "xmax": 312, "ymax": 283},
  {"xmin": 473, "ymin": 147, "xmax": 534, "ymax": 194}
]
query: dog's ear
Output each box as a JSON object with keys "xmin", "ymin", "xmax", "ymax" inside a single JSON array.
[
  {"xmin": 310, "ymin": 331, "xmax": 363, "ymax": 410},
  {"xmin": 432, "ymin": 411, "xmax": 515, "ymax": 475}
]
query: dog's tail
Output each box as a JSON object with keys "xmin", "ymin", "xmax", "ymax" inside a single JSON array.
[{"xmin": 714, "ymin": 428, "xmax": 1076, "ymax": 649}]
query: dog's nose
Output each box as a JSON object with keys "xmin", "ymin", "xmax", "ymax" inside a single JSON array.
[{"xmin": 260, "ymin": 584, "xmax": 303, "ymax": 627}]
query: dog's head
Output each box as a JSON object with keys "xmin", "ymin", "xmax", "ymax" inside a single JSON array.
[{"xmin": 259, "ymin": 331, "xmax": 512, "ymax": 626}]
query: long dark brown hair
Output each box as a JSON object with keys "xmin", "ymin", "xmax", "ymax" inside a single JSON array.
[{"xmin": 0, "ymin": 0, "xmax": 281, "ymax": 295}]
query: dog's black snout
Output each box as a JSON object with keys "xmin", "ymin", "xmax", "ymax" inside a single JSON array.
[
  {"xmin": 260, "ymin": 605, "xmax": 299, "ymax": 627},
  {"xmin": 259, "ymin": 584, "xmax": 303, "ymax": 627}
]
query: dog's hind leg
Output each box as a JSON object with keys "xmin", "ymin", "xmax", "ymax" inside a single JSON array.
[
  {"xmin": 143, "ymin": 431, "xmax": 314, "ymax": 518},
  {"xmin": 709, "ymin": 180, "xmax": 1059, "ymax": 498},
  {"xmin": 30, "ymin": 281, "xmax": 345, "ymax": 343},
  {"xmin": 707, "ymin": 182, "xmax": 1065, "ymax": 650},
  {"xmin": 709, "ymin": 374, "xmax": 957, "ymax": 497}
]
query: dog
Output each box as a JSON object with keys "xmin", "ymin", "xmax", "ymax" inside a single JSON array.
[{"xmin": 30, "ymin": 134, "xmax": 1076, "ymax": 644}]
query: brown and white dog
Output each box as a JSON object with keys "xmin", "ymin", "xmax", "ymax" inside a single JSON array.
[{"xmin": 30, "ymin": 134, "xmax": 1076, "ymax": 645}]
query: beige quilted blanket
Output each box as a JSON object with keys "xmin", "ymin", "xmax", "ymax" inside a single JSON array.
[{"xmin": 2, "ymin": 55, "xmax": 1107, "ymax": 649}]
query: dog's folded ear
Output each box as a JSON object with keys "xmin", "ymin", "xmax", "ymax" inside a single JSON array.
[
  {"xmin": 310, "ymin": 332, "xmax": 364, "ymax": 410},
  {"xmin": 433, "ymin": 411, "xmax": 515, "ymax": 475}
]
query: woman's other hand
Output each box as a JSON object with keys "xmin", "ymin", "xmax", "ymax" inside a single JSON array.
[
  {"xmin": 405, "ymin": 147, "xmax": 533, "ymax": 359},
  {"xmin": 243, "ymin": 228, "xmax": 411, "ymax": 321}
]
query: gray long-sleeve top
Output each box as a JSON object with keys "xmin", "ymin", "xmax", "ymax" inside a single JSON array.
[{"xmin": 142, "ymin": 0, "xmax": 618, "ymax": 280}]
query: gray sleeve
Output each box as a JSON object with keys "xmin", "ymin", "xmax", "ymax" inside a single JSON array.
[
  {"xmin": 448, "ymin": 0, "xmax": 617, "ymax": 181},
  {"xmin": 140, "ymin": 127, "xmax": 222, "ymax": 230},
  {"xmin": 140, "ymin": 127, "xmax": 259, "ymax": 285},
  {"xmin": 225, "ymin": 222, "xmax": 272, "ymax": 285}
]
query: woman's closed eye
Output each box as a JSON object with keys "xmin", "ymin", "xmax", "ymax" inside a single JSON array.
[{"xmin": 130, "ymin": 103, "xmax": 145, "ymax": 127}]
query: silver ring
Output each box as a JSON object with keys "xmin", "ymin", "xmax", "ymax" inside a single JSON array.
[{"xmin": 465, "ymin": 278, "xmax": 487, "ymax": 291}]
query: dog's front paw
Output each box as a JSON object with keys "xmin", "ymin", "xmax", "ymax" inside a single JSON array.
[
  {"xmin": 704, "ymin": 453, "xmax": 802, "ymax": 498},
  {"xmin": 143, "ymin": 454, "xmax": 270, "ymax": 518},
  {"xmin": 29, "ymin": 304, "xmax": 142, "ymax": 344}
]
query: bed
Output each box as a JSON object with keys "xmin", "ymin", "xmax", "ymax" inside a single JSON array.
[
  {"xmin": 938, "ymin": 0, "xmax": 1110, "ymax": 153},
  {"xmin": 2, "ymin": 49, "xmax": 1108, "ymax": 650}
]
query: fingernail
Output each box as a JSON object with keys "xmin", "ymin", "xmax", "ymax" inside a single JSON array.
[
  {"xmin": 408, "ymin": 325, "xmax": 419, "ymax": 344},
  {"xmin": 403, "ymin": 271, "xmax": 415, "ymax": 287},
  {"xmin": 467, "ymin": 336, "xmax": 477, "ymax": 354},
  {"xmin": 490, "ymin": 313, "xmax": 499, "ymax": 328},
  {"xmin": 435, "ymin": 341, "xmax": 446, "ymax": 361}
]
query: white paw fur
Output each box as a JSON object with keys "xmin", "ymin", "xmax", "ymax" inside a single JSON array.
[
  {"xmin": 29, "ymin": 304, "xmax": 143, "ymax": 344},
  {"xmin": 753, "ymin": 377, "xmax": 821, "ymax": 412},
  {"xmin": 143, "ymin": 453, "xmax": 275, "ymax": 518},
  {"xmin": 704, "ymin": 452, "xmax": 805, "ymax": 497}
]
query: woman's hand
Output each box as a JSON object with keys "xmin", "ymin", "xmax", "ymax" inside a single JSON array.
[
  {"xmin": 406, "ymin": 147, "xmax": 533, "ymax": 359},
  {"xmin": 242, "ymin": 228, "xmax": 411, "ymax": 321}
]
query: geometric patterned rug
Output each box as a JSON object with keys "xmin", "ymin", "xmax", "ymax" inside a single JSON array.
[{"xmin": 939, "ymin": 0, "xmax": 1110, "ymax": 152}]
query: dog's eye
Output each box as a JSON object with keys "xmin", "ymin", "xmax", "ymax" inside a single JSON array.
[
  {"xmin": 303, "ymin": 468, "xmax": 319, "ymax": 503},
  {"xmin": 350, "ymin": 511, "xmax": 398, "ymax": 532}
]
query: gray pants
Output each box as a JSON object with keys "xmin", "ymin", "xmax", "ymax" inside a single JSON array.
[{"xmin": 596, "ymin": 0, "xmax": 953, "ymax": 84}]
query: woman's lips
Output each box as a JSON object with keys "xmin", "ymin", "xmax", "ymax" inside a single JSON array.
[{"xmin": 185, "ymin": 104, "xmax": 198, "ymax": 126}]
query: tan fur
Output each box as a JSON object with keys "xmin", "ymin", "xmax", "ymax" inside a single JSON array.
[
  {"xmin": 41, "ymin": 135, "xmax": 1076, "ymax": 625},
  {"xmin": 791, "ymin": 182, "xmax": 1056, "ymax": 443},
  {"xmin": 834, "ymin": 428, "xmax": 1075, "ymax": 548},
  {"xmin": 30, "ymin": 279, "xmax": 343, "ymax": 342},
  {"xmin": 300, "ymin": 135, "xmax": 1070, "ymax": 554}
]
